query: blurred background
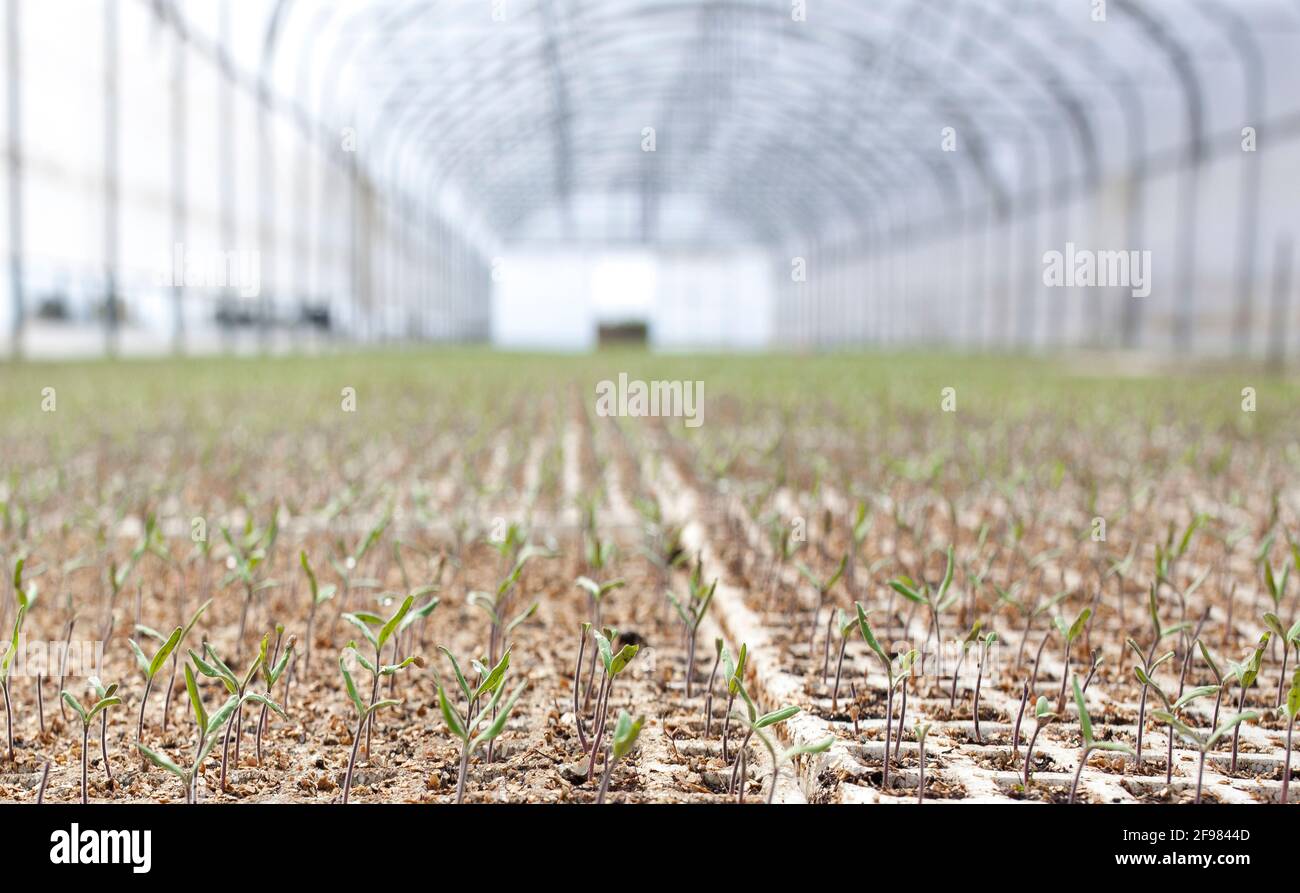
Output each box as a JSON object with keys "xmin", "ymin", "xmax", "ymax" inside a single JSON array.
[{"xmin": 1, "ymin": 0, "xmax": 1299, "ymax": 360}]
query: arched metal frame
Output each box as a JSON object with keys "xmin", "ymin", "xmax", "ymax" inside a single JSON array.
[{"xmin": 6, "ymin": 0, "xmax": 1300, "ymax": 353}]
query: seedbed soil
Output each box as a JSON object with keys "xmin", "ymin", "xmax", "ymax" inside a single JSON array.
[{"xmin": 1, "ymin": 350, "xmax": 1298, "ymax": 805}]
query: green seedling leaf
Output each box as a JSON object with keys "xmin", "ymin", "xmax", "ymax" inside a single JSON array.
[
  {"xmin": 936, "ymin": 546, "xmax": 955, "ymax": 602},
  {"xmin": 137, "ymin": 744, "xmax": 186, "ymax": 780},
  {"xmin": 1198, "ymin": 639, "xmax": 1222, "ymax": 683},
  {"xmin": 1089, "ymin": 740, "xmax": 1135, "ymax": 756},
  {"xmin": 243, "ymin": 692, "xmax": 288, "ymax": 720},
  {"xmin": 610, "ymin": 711, "xmax": 645, "ymax": 763},
  {"xmin": 399, "ymin": 594, "xmax": 440, "ymax": 633},
  {"xmin": 608, "ymin": 643, "xmax": 639, "ymax": 677},
  {"xmin": 339, "ymin": 652, "xmax": 366, "ymax": 717},
  {"xmin": 1286, "ymin": 667, "xmax": 1300, "ymax": 719},
  {"xmin": 185, "ymin": 662, "xmax": 208, "ymax": 734},
  {"xmin": 472, "ymin": 648, "xmax": 511, "ymax": 700},
  {"xmin": 1172, "ymin": 685, "xmax": 1218, "ymax": 712},
  {"xmin": 855, "ymin": 602, "xmax": 890, "ymax": 674},
  {"xmin": 148, "ymin": 627, "xmax": 184, "ymax": 679},
  {"xmin": 505, "ymin": 602, "xmax": 538, "ymax": 638},
  {"xmin": 61, "ymin": 691, "xmax": 88, "ymax": 724},
  {"xmin": 1206, "ymin": 712, "xmax": 1258, "ymax": 748},
  {"xmin": 1067, "ymin": 607, "xmax": 1091, "ymax": 643},
  {"xmin": 438, "ymin": 685, "xmax": 467, "ymax": 741},
  {"xmin": 784, "ymin": 736, "xmax": 835, "ymax": 761},
  {"xmin": 470, "ymin": 682, "xmax": 526, "ymax": 750},
  {"xmin": 592, "ymin": 628, "xmax": 614, "ymax": 675},
  {"xmin": 87, "ymin": 696, "xmax": 122, "ymax": 723},
  {"xmin": 754, "ymin": 705, "xmax": 800, "ymax": 729},
  {"xmin": 377, "ymin": 594, "xmax": 415, "ymax": 649},
  {"xmin": 438, "ymin": 646, "xmax": 472, "ymax": 701},
  {"xmin": 367, "ymin": 698, "xmax": 402, "ymax": 716},
  {"xmin": 127, "ymin": 639, "xmax": 151, "ymax": 676},
  {"xmin": 888, "ymin": 579, "xmax": 925, "ymax": 604},
  {"xmin": 1072, "ymin": 676, "xmax": 1093, "ymax": 747},
  {"xmin": 341, "ymin": 613, "xmax": 380, "ymax": 647}
]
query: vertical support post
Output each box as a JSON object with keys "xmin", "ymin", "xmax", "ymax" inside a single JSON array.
[
  {"xmin": 257, "ymin": 93, "xmax": 274, "ymax": 352},
  {"xmin": 218, "ymin": 0, "xmax": 235, "ymax": 351},
  {"xmin": 170, "ymin": 19, "xmax": 187, "ymax": 354},
  {"xmin": 1266, "ymin": 235, "xmax": 1293, "ymax": 373},
  {"xmin": 5, "ymin": 0, "xmax": 22, "ymax": 360},
  {"xmin": 103, "ymin": 0, "xmax": 120, "ymax": 357}
]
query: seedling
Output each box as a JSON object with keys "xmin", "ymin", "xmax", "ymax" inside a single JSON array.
[
  {"xmin": 888, "ymin": 545, "xmax": 956, "ymax": 673},
  {"xmin": 36, "ymin": 760, "xmax": 49, "ymax": 804},
  {"xmin": 1069, "ymin": 676, "xmax": 1133, "ymax": 803},
  {"xmin": 189, "ymin": 640, "xmax": 280, "ymax": 789},
  {"xmin": 342, "ymin": 593, "xmax": 426, "ymax": 757},
  {"xmin": 329, "ymin": 513, "xmax": 389, "ymax": 614},
  {"xmin": 139, "ymin": 689, "xmax": 241, "ymax": 804},
  {"xmin": 1225, "ymin": 632, "xmax": 1270, "ymax": 774},
  {"xmin": 635, "ymin": 498, "xmax": 687, "ymax": 593},
  {"xmin": 89, "ymin": 676, "xmax": 116, "ymax": 786},
  {"xmin": 764, "ymin": 515, "xmax": 804, "ymax": 593},
  {"xmin": 220, "ymin": 521, "xmax": 281, "ymax": 660},
  {"xmin": 585, "ymin": 628, "xmax": 640, "ymax": 782},
  {"xmin": 1128, "ymin": 586, "xmax": 1191, "ymax": 766},
  {"xmin": 1280, "ymin": 667, "xmax": 1299, "ymax": 803},
  {"xmin": 720, "ymin": 642, "xmax": 748, "ymax": 761},
  {"xmin": 666, "ymin": 566, "xmax": 715, "ymax": 699},
  {"xmin": 1052, "ymin": 607, "xmax": 1091, "ymax": 713},
  {"xmin": 12, "ymin": 560, "xmax": 41, "ymax": 731},
  {"xmin": 726, "ymin": 690, "xmax": 802, "ymax": 802},
  {"xmin": 856, "ymin": 602, "xmax": 908, "ymax": 791},
  {"xmin": 472, "ymin": 557, "xmax": 539, "ymax": 670},
  {"xmin": 253, "ymin": 629, "xmax": 295, "ymax": 765},
  {"xmin": 1154, "ymin": 709, "xmax": 1259, "ymax": 803},
  {"xmin": 830, "ymin": 609, "xmax": 857, "ymax": 713},
  {"xmin": 339, "ymin": 642, "xmax": 419, "ymax": 803},
  {"xmin": 972, "ymin": 631, "xmax": 998, "ymax": 744},
  {"xmin": 1136, "ymin": 661, "xmax": 1215, "ymax": 785},
  {"xmin": 299, "ymin": 550, "xmax": 337, "ymax": 670},
  {"xmin": 127, "ymin": 624, "xmax": 183, "ymax": 754},
  {"xmin": 997, "ymin": 583, "xmax": 1071, "ymax": 668},
  {"xmin": 1196, "ymin": 639, "xmax": 1229, "ymax": 730},
  {"xmin": 2, "ymin": 559, "xmax": 31, "ymax": 762},
  {"xmin": 949, "ymin": 620, "xmax": 983, "ymax": 711},
  {"xmin": 846, "ymin": 500, "xmax": 870, "ymax": 591},
  {"xmin": 156, "ymin": 597, "xmax": 211, "ymax": 733},
  {"xmin": 703, "ymin": 637, "xmax": 723, "ymax": 735},
  {"xmin": 595, "ymin": 710, "xmax": 644, "ymax": 804},
  {"xmin": 1154, "ymin": 513, "xmax": 1207, "ymax": 601},
  {"xmin": 1081, "ymin": 649, "xmax": 1104, "ymax": 694},
  {"xmin": 576, "ymin": 574, "xmax": 625, "ymax": 705},
  {"xmin": 1128, "ymin": 641, "xmax": 1175, "ymax": 767},
  {"xmin": 891, "ymin": 649, "xmax": 919, "ymax": 760},
  {"xmin": 435, "ymin": 647, "xmax": 526, "ymax": 803},
  {"xmin": 914, "ymin": 722, "xmax": 932, "ymax": 804},
  {"xmin": 796, "ymin": 554, "xmax": 846, "ymax": 655},
  {"xmin": 1023, "ymin": 696, "xmax": 1056, "ymax": 785},
  {"xmin": 61, "ymin": 682, "xmax": 121, "ymax": 803},
  {"xmin": 1011, "ymin": 680, "xmax": 1030, "ymax": 756},
  {"xmin": 743, "ymin": 718, "xmax": 833, "ymax": 804},
  {"xmin": 1261, "ymin": 607, "xmax": 1300, "ymax": 708},
  {"xmin": 101, "ymin": 532, "xmax": 147, "ymax": 642},
  {"xmin": 382, "ymin": 588, "xmax": 438, "ymax": 701},
  {"xmin": 582, "ymin": 513, "xmax": 616, "ymax": 576},
  {"xmin": 486, "ymin": 520, "xmax": 526, "ymax": 569},
  {"xmin": 55, "ymin": 609, "xmax": 77, "ymax": 722},
  {"xmin": 571, "ymin": 622, "xmax": 592, "ymax": 750}
]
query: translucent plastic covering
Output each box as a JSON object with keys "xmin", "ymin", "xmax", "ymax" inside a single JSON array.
[{"xmin": 3, "ymin": 0, "xmax": 1300, "ymax": 353}]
